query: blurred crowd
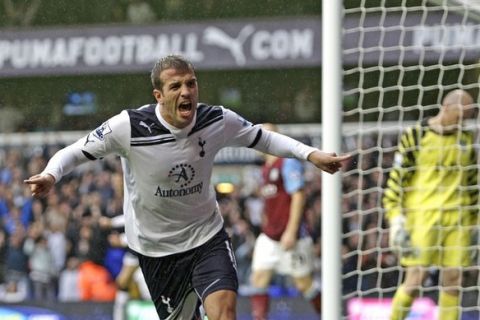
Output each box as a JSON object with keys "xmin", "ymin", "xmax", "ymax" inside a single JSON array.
[
  {"xmin": 1, "ymin": 132, "xmax": 477, "ymax": 304},
  {"xmin": 0, "ymin": 145, "xmax": 122, "ymax": 302},
  {"xmin": 0, "ymin": 136, "xmax": 374, "ymax": 304}
]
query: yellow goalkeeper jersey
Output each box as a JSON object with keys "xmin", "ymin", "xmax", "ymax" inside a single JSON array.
[{"xmin": 383, "ymin": 118, "xmax": 478, "ymax": 220}]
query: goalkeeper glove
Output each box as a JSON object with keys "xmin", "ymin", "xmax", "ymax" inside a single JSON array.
[{"xmin": 389, "ymin": 215, "xmax": 411, "ymax": 255}]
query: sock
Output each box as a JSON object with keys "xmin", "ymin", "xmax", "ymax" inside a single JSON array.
[
  {"xmin": 309, "ymin": 293, "xmax": 321, "ymax": 314},
  {"xmin": 390, "ymin": 286, "xmax": 414, "ymax": 320},
  {"xmin": 251, "ymin": 293, "xmax": 269, "ymax": 320},
  {"xmin": 302, "ymin": 281, "xmax": 321, "ymax": 314},
  {"xmin": 113, "ymin": 290, "xmax": 129, "ymax": 320},
  {"xmin": 438, "ymin": 291, "xmax": 459, "ymax": 320}
]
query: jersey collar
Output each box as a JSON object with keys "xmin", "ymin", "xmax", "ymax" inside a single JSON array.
[{"xmin": 155, "ymin": 103, "xmax": 197, "ymax": 138}]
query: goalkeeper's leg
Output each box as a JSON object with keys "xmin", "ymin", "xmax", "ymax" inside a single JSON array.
[
  {"xmin": 390, "ymin": 267, "xmax": 428, "ymax": 320},
  {"xmin": 437, "ymin": 214, "xmax": 475, "ymax": 320},
  {"xmin": 438, "ymin": 267, "xmax": 462, "ymax": 320}
]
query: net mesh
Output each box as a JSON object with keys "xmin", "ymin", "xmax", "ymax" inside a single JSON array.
[{"xmin": 341, "ymin": 1, "xmax": 480, "ymax": 319}]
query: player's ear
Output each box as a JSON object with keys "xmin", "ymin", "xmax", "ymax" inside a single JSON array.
[{"xmin": 153, "ymin": 89, "xmax": 163, "ymax": 103}]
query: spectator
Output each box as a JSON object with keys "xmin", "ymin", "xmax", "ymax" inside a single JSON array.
[
  {"xmin": 23, "ymin": 224, "xmax": 56, "ymax": 301},
  {"xmin": 231, "ymin": 218, "xmax": 256, "ymax": 286},
  {"xmin": 78, "ymin": 258, "xmax": 116, "ymax": 301},
  {"xmin": 58, "ymin": 257, "xmax": 81, "ymax": 302},
  {"xmin": 46, "ymin": 219, "xmax": 67, "ymax": 278},
  {"xmin": 3, "ymin": 228, "xmax": 29, "ymax": 301},
  {"xmin": 0, "ymin": 226, "xmax": 6, "ymax": 283},
  {"xmin": 242, "ymin": 187, "xmax": 264, "ymax": 237}
]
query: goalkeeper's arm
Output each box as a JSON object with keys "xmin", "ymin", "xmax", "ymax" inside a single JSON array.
[
  {"xmin": 384, "ymin": 164, "xmax": 412, "ymax": 253},
  {"xmin": 383, "ymin": 127, "xmax": 418, "ymax": 252}
]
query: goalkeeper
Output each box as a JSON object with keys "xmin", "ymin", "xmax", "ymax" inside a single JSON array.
[{"xmin": 383, "ymin": 89, "xmax": 478, "ymax": 320}]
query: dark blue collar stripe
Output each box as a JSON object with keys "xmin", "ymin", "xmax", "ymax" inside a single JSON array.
[{"xmin": 189, "ymin": 114, "xmax": 223, "ymax": 136}]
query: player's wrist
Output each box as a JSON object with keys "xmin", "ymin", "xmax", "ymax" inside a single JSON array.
[
  {"xmin": 303, "ymin": 147, "xmax": 320, "ymax": 162},
  {"xmin": 389, "ymin": 214, "xmax": 411, "ymax": 253},
  {"xmin": 40, "ymin": 172, "xmax": 57, "ymax": 184}
]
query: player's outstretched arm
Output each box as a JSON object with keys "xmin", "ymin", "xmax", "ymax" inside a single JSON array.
[
  {"xmin": 253, "ymin": 127, "xmax": 352, "ymax": 170},
  {"xmin": 307, "ymin": 150, "xmax": 352, "ymax": 174},
  {"xmin": 24, "ymin": 173, "xmax": 56, "ymax": 198}
]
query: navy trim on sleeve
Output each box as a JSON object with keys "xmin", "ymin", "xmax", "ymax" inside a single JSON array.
[
  {"xmin": 82, "ymin": 150, "xmax": 97, "ymax": 160},
  {"xmin": 247, "ymin": 128, "xmax": 262, "ymax": 148}
]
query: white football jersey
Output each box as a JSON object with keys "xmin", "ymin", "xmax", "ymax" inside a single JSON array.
[{"xmin": 43, "ymin": 103, "xmax": 316, "ymax": 257}]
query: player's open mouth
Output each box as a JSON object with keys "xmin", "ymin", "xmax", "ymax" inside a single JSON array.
[{"xmin": 178, "ymin": 102, "xmax": 193, "ymax": 117}]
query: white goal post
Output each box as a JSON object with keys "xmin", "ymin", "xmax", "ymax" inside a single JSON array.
[{"xmin": 323, "ymin": 1, "xmax": 480, "ymax": 319}]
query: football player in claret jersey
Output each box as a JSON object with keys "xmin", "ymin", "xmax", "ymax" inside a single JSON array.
[
  {"xmin": 249, "ymin": 124, "xmax": 320, "ymax": 320},
  {"xmin": 24, "ymin": 55, "xmax": 350, "ymax": 320},
  {"xmin": 383, "ymin": 89, "xmax": 478, "ymax": 320}
]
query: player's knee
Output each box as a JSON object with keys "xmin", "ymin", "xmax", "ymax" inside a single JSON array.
[
  {"xmin": 402, "ymin": 285, "xmax": 421, "ymax": 298},
  {"xmin": 204, "ymin": 290, "xmax": 237, "ymax": 320},
  {"xmin": 250, "ymin": 270, "xmax": 271, "ymax": 288},
  {"xmin": 403, "ymin": 267, "xmax": 427, "ymax": 292},
  {"xmin": 215, "ymin": 305, "xmax": 236, "ymax": 320},
  {"xmin": 205, "ymin": 301, "xmax": 236, "ymax": 320},
  {"xmin": 115, "ymin": 278, "xmax": 129, "ymax": 290},
  {"xmin": 293, "ymin": 275, "xmax": 314, "ymax": 293},
  {"xmin": 441, "ymin": 268, "xmax": 462, "ymax": 288}
]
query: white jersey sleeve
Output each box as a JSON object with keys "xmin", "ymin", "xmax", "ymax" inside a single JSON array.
[
  {"xmin": 254, "ymin": 129, "xmax": 317, "ymax": 161},
  {"xmin": 222, "ymin": 107, "xmax": 316, "ymax": 161},
  {"xmin": 222, "ymin": 108, "xmax": 263, "ymax": 147},
  {"xmin": 42, "ymin": 111, "xmax": 131, "ymax": 183}
]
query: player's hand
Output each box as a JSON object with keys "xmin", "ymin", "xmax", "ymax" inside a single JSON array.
[
  {"xmin": 280, "ymin": 230, "xmax": 297, "ymax": 251},
  {"xmin": 307, "ymin": 150, "xmax": 352, "ymax": 174},
  {"xmin": 24, "ymin": 174, "xmax": 55, "ymax": 198},
  {"xmin": 389, "ymin": 215, "xmax": 411, "ymax": 255},
  {"xmin": 99, "ymin": 216, "xmax": 112, "ymax": 229}
]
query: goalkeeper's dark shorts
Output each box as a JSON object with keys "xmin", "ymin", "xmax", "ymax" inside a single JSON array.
[{"xmin": 137, "ymin": 227, "xmax": 238, "ymax": 320}]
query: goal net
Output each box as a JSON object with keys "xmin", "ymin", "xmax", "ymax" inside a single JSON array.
[{"xmin": 341, "ymin": 1, "xmax": 480, "ymax": 319}]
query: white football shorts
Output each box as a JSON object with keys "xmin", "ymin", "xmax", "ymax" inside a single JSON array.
[{"xmin": 251, "ymin": 233, "xmax": 315, "ymax": 277}]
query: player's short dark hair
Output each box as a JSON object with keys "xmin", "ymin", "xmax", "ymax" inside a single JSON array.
[{"xmin": 150, "ymin": 55, "xmax": 195, "ymax": 90}]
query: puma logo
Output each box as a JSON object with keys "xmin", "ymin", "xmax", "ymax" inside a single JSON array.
[
  {"xmin": 139, "ymin": 121, "xmax": 155, "ymax": 134},
  {"xmin": 84, "ymin": 133, "xmax": 95, "ymax": 146},
  {"xmin": 203, "ymin": 25, "xmax": 255, "ymax": 65},
  {"xmin": 161, "ymin": 295, "xmax": 174, "ymax": 313}
]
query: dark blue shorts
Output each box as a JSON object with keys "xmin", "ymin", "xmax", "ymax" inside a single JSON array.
[{"xmin": 137, "ymin": 227, "xmax": 238, "ymax": 319}]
